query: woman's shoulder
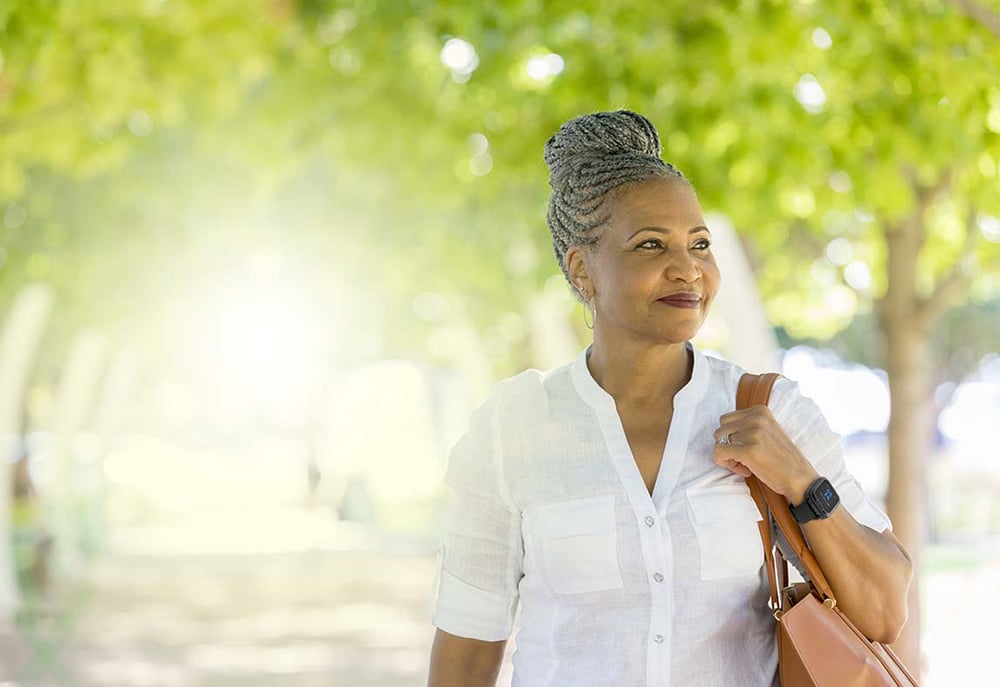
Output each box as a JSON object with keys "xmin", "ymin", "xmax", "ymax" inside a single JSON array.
[
  {"xmin": 498, "ymin": 366, "xmax": 548, "ymax": 389},
  {"xmin": 491, "ymin": 363, "xmax": 565, "ymax": 406},
  {"xmin": 695, "ymin": 348, "xmax": 749, "ymax": 397},
  {"xmin": 496, "ymin": 353, "xmax": 577, "ymax": 392},
  {"xmin": 477, "ymin": 359, "xmax": 577, "ymax": 426},
  {"xmin": 700, "ymin": 349, "xmax": 746, "ymax": 376}
]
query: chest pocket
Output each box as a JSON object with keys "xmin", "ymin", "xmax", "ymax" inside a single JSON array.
[
  {"xmin": 687, "ymin": 485, "xmax": 765, "ymax": 581},
  {"xmin": 529, "ymin": 495, "xmax": 623, "ymax": 594}
]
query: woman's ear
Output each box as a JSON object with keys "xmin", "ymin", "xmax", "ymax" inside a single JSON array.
[{"xmin": 565, "ymin": 246, "xmax": 592, "ymax": 298}]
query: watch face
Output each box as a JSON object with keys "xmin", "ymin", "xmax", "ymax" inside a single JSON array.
[
  {"xmin": 814, "ymin": 479, "xmax": 839, "ymax": 512},
  {"xmin": 791, "ymin": 478, "xmax": 841, "ymax": 523}
]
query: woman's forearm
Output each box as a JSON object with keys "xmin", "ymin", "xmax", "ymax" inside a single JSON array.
[
  {"xmin": 792, "ymin": 475, "xmax": 913, "ymax": 642},
  {"xmin": 715, "ymin": 404, "xmax": 914, "ymax": 643},
  {"xmin": 428, "ymin": 629, "xmax": 506, "ymax": 687}
]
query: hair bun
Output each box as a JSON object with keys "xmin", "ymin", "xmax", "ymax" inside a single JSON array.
[
  {"xmin": 542, "ymin": 109, "xmax": 685, "ymax": 295},
  {"xmin": 544, "ymin": 110, "xmax": 662, "ymax": 180}
]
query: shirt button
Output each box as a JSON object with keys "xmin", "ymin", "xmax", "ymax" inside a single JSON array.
[
  {"xmin": 653, "ymin": 634, "xmax": 664, "ymax": 644},
  {"xmin": 653, "ymin": 572, "xmax": 664, "ymax": 583},
  {"xmin": 644, "ymin": 516, "xmax": 655, "ymax": 527}
]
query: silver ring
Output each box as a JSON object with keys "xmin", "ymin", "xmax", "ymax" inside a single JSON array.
[{"xmin": 717, "ymin": 433, "xmax": 732, "ymax": 446}]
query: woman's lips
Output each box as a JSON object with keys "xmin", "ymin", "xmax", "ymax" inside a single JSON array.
[{"xmin": 658, "ymin": 295, "xmax": 701, "ymax": 309}]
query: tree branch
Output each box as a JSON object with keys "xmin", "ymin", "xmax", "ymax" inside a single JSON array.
[
  {"xmin": 903, "ymin": 167, "xmax": 952, "ymax": 253},
  {"xmin": 904, "ymin": 166, "xmax": 951, "ymax": 218},
  {"xmin": 946, "ymin": 0, "xmax": 1000, "ymax": 39}
]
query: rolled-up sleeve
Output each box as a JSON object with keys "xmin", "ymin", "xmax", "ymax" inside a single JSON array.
[
  {"xmin": 769, "ymin": 377, "xmax": 892, "ymax": 534},
  {"xmin": 430, "ymin": 385, "xmax": 522, "ymax": 641}
]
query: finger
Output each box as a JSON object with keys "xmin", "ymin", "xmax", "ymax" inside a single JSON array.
[
  {"xmin": 721, "ymin": 406, "xmax": 772, "ymax": 428},
  {"xmin": 714, "ymin": 454, "xmax": 751, "ymax": 477},
  {"xmin": 713, "ymin": 427, "xmax": 742, "ymax": 446},
  {"xmin": 718, "ymin": 409, "xmax": 752, "ymax": 425},
  {"xmin": 713, "ymin": 419, "xmax": 742, "ymax": 442},
  {"xmin": 731, "ymin": 462, "xmax": 751, "ymax": 477},
  {"xmin": 715, "ymin": 412, "xmax": 751, "ymax": 436}
]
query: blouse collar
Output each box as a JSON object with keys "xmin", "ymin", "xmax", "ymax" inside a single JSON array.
[{"xmin": 570, "ymin": 341, "xmax": 710, "ymax": 413}]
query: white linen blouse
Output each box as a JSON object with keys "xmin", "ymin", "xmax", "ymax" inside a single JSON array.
[{"xmin": 430, "ymin": 343, "xmax": 891, "ymax": 687}]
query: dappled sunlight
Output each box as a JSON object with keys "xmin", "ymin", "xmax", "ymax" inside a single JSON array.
[{"xmin": 0, "ymin": 1, "xmax": 996, "ymax": 685}]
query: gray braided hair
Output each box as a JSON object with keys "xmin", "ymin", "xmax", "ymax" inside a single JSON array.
[{"xmin": 544, "ymin": 110, "xmax": 688, "ymax": 295}]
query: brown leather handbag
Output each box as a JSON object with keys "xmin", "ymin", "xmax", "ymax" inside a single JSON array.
[{"xmin": 737, "ymin": 373, "xmax": 920, "ymax": 687}]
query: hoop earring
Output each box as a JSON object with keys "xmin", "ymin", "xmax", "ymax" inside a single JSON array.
[{"xmin": 583, "ymin": 296, "xmax": 596, "ymax": 330}]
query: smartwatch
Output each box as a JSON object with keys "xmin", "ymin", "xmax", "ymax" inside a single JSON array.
[{"xmin": 789, "ymin": 477, "xmax": 840, "ymax": 524}]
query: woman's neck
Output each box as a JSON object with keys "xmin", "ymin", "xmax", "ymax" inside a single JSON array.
[{"xmin": 586, "ymin": 331, "xmax": 693, "ymax": 407}]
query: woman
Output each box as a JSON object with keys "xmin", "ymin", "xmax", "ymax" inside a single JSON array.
[{"xmin": 427, "ymin": 110, "xmax": 912, "ymax": 687}]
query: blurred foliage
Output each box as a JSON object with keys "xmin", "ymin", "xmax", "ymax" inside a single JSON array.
[
  {"xmin": 0, "ymin": 0, "xmax": 997, "ymax": 374},
  {"xmin": 777, "ymin": 299, "xmax": 1000, "ymax": 385}
]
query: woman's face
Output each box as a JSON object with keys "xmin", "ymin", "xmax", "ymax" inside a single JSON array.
[{"xmin": 568, "ymin": 177, "xmax": 720, "ymax": 345}]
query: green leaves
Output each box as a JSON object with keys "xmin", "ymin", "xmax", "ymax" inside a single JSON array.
[{"xmin": 0, "ymin": 0, "xmax": 996, "ymax": 369}]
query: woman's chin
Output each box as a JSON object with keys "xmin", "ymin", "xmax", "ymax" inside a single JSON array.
[
  {"xmin": 597, "ymin": 317, "xmax": 704, "ymax": 345},
  {"xmin": 650, "ymin": 317, "xmax": 704, "ymax": 342}
]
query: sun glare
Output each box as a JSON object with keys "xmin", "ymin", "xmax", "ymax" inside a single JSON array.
[{"xmin": 166, "ymin": 263, "xmax": 335, "ymax": 434}]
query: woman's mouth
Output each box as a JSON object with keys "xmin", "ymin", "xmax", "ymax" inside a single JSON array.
[{"xmin": 658, "ymin": 294, "xmax": 701, "ymax": 309}]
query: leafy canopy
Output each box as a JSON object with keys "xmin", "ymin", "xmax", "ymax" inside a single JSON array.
[{"xmin": 0, "ymin": 0, "xmax": 997, "ymax": 366}]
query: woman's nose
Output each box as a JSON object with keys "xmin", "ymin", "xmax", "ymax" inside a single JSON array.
[{"xmin": 665, "ymin": 252, "xmax": 700, "ymax": 282}]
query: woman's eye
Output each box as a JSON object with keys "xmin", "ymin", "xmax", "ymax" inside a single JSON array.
[
  {"xmin": 693, "ymin": 239, "xmax": 711, "ymax": 250},
  {"xmin": 637, "ymin": 239, "xmax": 662, "ymax": 250}
]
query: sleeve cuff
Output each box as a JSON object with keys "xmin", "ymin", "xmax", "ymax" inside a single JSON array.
[
  {"xmin": 430, "ymin": 561, "xmax": 516, "ymax": 642},
  {"xmin": 833, "ymin": 475, "xmax": 892, "ymax": 533}
]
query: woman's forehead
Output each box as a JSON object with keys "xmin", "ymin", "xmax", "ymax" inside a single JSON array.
[{"xmin": 611, "ymin": 179, "xmax": 705, "ymax": 231}]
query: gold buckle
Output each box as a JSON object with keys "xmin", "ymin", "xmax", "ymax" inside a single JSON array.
[{"xmin": 823, "ymin": 597, "xmax": 837, "ymax": 610}]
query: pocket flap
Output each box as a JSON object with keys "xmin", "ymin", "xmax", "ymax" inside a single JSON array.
[
  {"xmin": 534, "ymin": 495, "xmax": 616, "ymax": 538},
  {"xmin": 687, "ymin": 485, "xmax": 762, "ymax": 524}
]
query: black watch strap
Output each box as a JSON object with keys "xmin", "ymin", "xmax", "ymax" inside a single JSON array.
[{"xmin": 789, "ymin": 477, "xmax": 840, "ymax": 524}]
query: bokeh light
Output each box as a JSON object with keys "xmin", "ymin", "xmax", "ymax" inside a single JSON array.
[{"xmin": 0, "ymin": 3, "xmax": 996, "ymax": 686}]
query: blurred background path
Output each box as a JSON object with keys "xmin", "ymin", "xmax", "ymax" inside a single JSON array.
[
  {"xmin": 0, "ymin": 515, "xmax": 994, "ymax": 687},
  {"xmin": 0, "ymin": 518, "xmax": 438, "ymax": 687}
]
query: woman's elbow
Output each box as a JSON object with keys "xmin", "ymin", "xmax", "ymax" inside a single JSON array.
[
  {"xmin": 871, "ymin": 556, "xmax": 914, "ymax": 644},
  {"xmin": 869, "ymin": 603, "xmax": 908, "ymax": 644}
]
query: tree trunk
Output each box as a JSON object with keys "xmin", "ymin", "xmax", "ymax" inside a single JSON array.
[
  {"xmin": 880, "ymin": 217, "xmax": 932, "ymax": 676},
  {"xmin": 0, "ymin": 284, "xmax": 54, "ymax": 625},
  {"xmin": 882, "ymin": 310, "xmax": 930, "ymax": 673},
  {"xmin": 44, "ymin": 330, "xmax": 108, "ymax": 578}
]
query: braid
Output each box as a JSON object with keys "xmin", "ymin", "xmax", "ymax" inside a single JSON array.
[{"xmin": 543, "ymin": 110, "xmax": 687, "ymax": 295}]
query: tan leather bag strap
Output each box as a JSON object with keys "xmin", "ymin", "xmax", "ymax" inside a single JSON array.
[
  {"xmin": 746, "ymin": 474, "xmax": 781, "ymax": 609},
  {"xmin": 737, "ymin": 373, "xmax": 837, "ymax": 604},
  {"xmin": 737, "ymin": 373, "xmax": 783, "ymax": 609}
]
